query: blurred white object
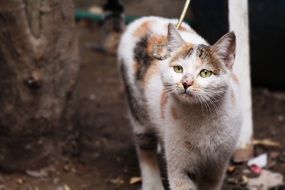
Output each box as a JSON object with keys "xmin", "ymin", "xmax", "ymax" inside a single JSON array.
[
  {"xmin": 89, "ymin": 6, "xmax": 103, "ymax": 14},
  {"xmin": 247, "ymin": 154, "xmax": 268, "ymax": 168},
  {"xmin": 248, "ymin": 170, "xmax": 284, "ymax": 190},
  {"xmin": 229, "ymin": 0, "xmax": 253, "ymax": 161}
]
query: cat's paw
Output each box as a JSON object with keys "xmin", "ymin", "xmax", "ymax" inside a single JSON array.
[{"xmin": 142, "ymin": 183, "xmax": 165, "ymax": 190}]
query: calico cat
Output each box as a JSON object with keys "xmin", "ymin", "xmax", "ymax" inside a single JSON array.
[{"xmin": 118, "ymin": 16, "xmax": 242, "ymax": 190}]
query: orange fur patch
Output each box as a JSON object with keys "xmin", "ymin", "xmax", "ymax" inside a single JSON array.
[
  {"xmin": 133, "ymin": 21, "xmax": 151, "ymax": 38},
  {"xmin": 171, "ymin": 106, "xmax": 179, "ymax": 120},
  {"xmin": 160, "ymin": 90, "xmax": 169, "ymax": 119},
  {"xmin": 143, "ymin": 61, "xmax": 159, "ymax": 85},
  {"xmin": 191, "ymin": 83, "xmax": 201, "ymax": 92},
  {"xmin": 133, "ymin": 61, "xmax": 139, "ymax": 73},
  {"xmin": 139, "ymin": 149, "xmax": 159, "ymax": 169},
  {"xmin": 147, "ymin": 35, "xmax": 167, "ymax": 55},
  {"xmin": 185, "ymin": 141, "xmax": 194, "ymax": 151},
  {"xmin": 170, "ymin": 43, "xmax": 194, "ymax": 64},
  {"xmin": 184, "ymin": 141, "xmax": 200, "ymax": 153},
  {"xmin": 142, "ymin": 35, "xmax": 167, "ymax": 85}
]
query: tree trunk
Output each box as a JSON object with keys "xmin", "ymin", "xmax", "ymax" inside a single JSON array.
[{"xmin": 0, "ymin": 0, "xmax": 79, "ymax": 171}]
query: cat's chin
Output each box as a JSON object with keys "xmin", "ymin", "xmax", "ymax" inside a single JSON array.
[{"xmin": 173, "ymin": 92, "xmax": 199, "ymax": 104}]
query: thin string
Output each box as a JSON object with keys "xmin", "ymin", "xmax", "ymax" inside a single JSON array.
[{"xmin": 176, "ymin": 0, "xmax": 191, "ymax": 29}]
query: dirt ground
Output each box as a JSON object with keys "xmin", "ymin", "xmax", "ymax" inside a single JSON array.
[
  {"xmin": 1, "ymin": 1, "xmax": 285, "ymax": 190},
  {"xmin": 1, "ymin": 21, "xmax": 285, "ymax": 190}
]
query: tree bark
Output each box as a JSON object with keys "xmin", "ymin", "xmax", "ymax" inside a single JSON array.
[{"xmin": 0, "ymin": 0, "xmax": 79, "ymax": 171}]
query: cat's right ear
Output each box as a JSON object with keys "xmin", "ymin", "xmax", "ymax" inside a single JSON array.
[
  {"xmin": 153, "ymin": 24, "xmax": 185, "ymax": 60},
  {"xmin": 167, "ymin": 23, "xmax": 185, "ymax": 51}
]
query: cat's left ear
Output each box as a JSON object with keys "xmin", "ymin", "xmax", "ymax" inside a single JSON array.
[{"xmin": 212, "ymin": 32, "xmax": 236, "ymax": 69}]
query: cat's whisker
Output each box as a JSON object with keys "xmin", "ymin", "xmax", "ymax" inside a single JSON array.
[
  {"xmin": 197, "ymin": 94, "xmax": 212, "ymax": 113},
  {"xmin": 198, "ymin": 92, "xmax": 218, "ymax": 113},
  {"xmin": 163, "ymin": 87, "xmax": 175, "ymax": 94},
  {"xmin": 195, "ymin": 95, "xmax": 208, "ymax": 114}
]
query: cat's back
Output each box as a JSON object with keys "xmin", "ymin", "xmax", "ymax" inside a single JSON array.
[
  {"xmin": 118, "ymin": 16, "xmax": 177, "ymax": 71},
  {"xmin": 118, "ymin": 16, "xmax": 179, "ymax": 59}
]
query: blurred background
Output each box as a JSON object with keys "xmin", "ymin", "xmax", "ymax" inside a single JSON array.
[{"xmin": 0, "ymin": 0, "xmax": 284, "ymax": 190}]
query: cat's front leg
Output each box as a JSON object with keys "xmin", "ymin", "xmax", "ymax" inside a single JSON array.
[
  {"xmin": 137, "ymin": 147, "xmax": 165, "ymax": 190},
  {"xmin": 198, "ymin": 162, "xmax": 228, "ymax": 190},
  {"xmin": 165, "ymin": 144, "xmax": 197, "ymax": 190},
  {"xmin": 168, "ymin": 170, "xmax": 197, "ymax": 190}
]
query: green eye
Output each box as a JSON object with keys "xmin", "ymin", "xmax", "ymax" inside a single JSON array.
[
  {"xmin": 173, "ymin": 65, "xmax": 183, "ymax": 73},
  {"xmin": 200, "ymin": 69, "xmax": 213, "ymax": 78}
]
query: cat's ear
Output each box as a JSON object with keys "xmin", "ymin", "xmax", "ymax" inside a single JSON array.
[
  {"xmin": 153, "ymin": 24, "xmax": 185, "ymax": 60},
  {"xmin": 167, "ymin": 23, "xmax": 185, "ymax": 51},
  {"xmin": 212, "ymin": 32, "xmax": 236, "ymax": 69}
]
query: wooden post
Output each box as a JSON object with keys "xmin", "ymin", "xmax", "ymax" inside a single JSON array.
[{"xmin": 228, "ymin": 0, "xmax": 253, "ymax": 161}]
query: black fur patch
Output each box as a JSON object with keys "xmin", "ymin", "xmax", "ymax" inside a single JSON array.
[
  {"xmin": 120, "ymin": 63, "xmax": 148, "ymax": 125},
  {"xmin": 187, "ymin": 171, "xmax": 197, "ymax": 182},
  {"xmin": 197, "ymin": 44, "xmax": 210, "ymax": 59},
  {"xmin": 185, "ymin": 47, "xmax": 194, "ymax": 58},
  {"xmin": 134, "ymin": 35, "xmax": 154, "ymax": 81},
  {"xmin": 135, "ymin": 132, "xmax": 157, "ymax": 150}
]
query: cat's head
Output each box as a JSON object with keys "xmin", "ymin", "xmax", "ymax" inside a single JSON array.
[{"xmin": 158, "ymin": 24, "xmax": 236, "ymax": 105}]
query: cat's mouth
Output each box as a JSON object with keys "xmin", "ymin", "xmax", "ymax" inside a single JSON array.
[
  {"xmin": 182, "ymin": 90, "xmax": 194, "ymax": 97},
  {"xmin": 172, "ymin": 88, "xmax": 198, "ymax": 103},
  {"xmin": 177, "ymin": 91, "xmax": 194, "ymax": 100}
]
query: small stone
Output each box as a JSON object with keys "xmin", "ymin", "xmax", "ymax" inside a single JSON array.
[
  {"xmin": 26, "ymin": 170, "xmax": 48, "ymax": 178},
  {"xmin": 17, "ymin": 178, "xmax": 24, "ymax": 184},
  {"xmin": 227, "ymin": 166, "xmax": 236, "ymax": 174},
  {"xmin": 108, "ymin": 177, "xmax": 124, "ymax": 185},
  {"xmin": 63, "ymin": 165, "xmax": 70, "ymax": 172},
  {"xmin": 63, "ymin": 184, "xmax": 71, "ymax": 190},
  {"xmin": 89, "ymin": 94, "xmax": 96, "ymax": 101},
  {"xmin": 227, "ymin": 177, "xmax": 238, "ymax": 185},
  {"xmin": 71, "ymin": 168, "xmax": 77, "ymax": 173},
  {"xmin": 278, "ymin": 115, "xmax": 284, "ymax": 122},
  {"xmin": 243, "ymin": 169, "xmax": 251, "ymax": 174},
  {"xmin": 129, "ymin": 177, "xmax": 142, "ymax": 185},
  {"xmin": 240, "ymin": 175, "xmax": 249, "ymax": 186},
  {"xmin": 53, "ymin": 177, "xmax": 60, "ymax": 184}
]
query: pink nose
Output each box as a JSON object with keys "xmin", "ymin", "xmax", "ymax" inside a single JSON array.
[{"xmin": 182, "ymin": 74, "xmax": 194, "ymax": 90}]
